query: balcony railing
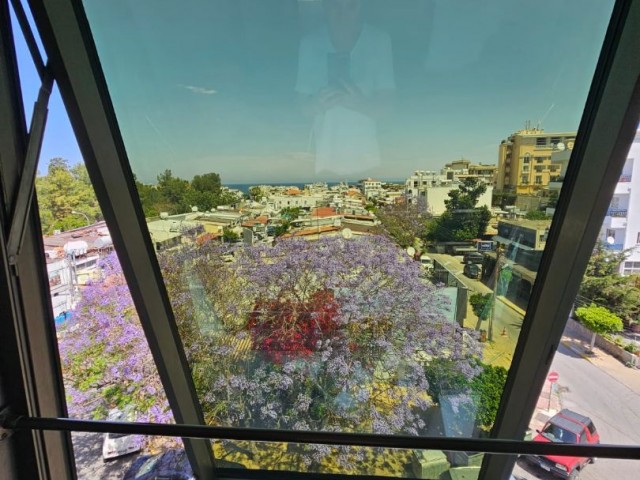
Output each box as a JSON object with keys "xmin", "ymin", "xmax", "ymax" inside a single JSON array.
[
  {"xmin": 605, "ymin": 243, "xmax": 624, "ymax": 250},
  {"xmin": 607, "ymin": 208, "xmax": 628, "ymax": 217},
  {"xmin": 619, "ymin": 174, "xmax": 632, "ymax": 182}
]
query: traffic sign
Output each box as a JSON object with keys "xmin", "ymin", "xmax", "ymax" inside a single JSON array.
[{"xmin": 548, "ymin": 371, "xmax": 559, "ymax": 383}]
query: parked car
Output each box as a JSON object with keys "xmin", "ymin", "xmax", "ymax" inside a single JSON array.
[
  {"xmin": 102, "ymin": 407, "xmax": 143, "ymax": 461},
  {"xmin": 463, "ymin": 263, "xmax": 481, "ymax": 279},
  {"xmin": 124, "ymin": 449, "xmax": 245, "ymax": 479},
  {"xmin": 529, "ymin": 409, "xmax": 599, "ymax": 479},
  {"xmin": 463, "ymin": 252, "xmax": 484, "ymax": 265},
  {"xmin": 123, "ymin": 449, "xmax": 193, "ymax": 480}
]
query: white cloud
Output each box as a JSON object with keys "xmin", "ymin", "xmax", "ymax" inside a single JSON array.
[{"xmin": 179, "ymin": 84, "xmax": 217, "ymax": 95}]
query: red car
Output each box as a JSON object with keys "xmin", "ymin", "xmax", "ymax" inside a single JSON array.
[{"xmin": 530, "ymin": 409, "xmax": 599, "ymax": 479}]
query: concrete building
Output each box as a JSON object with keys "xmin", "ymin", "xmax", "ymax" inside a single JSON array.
[
  {"xmin": 490, "ymin": 218, "xmax": 552, "ymax": 308},
  {"xmin": 496, "ymin": 127, "xmax": 576, "ymax": 194},
  {"xmin": 442, "ymin": 159, "xmax": 497, "ymax": 185},
  {"xmin": 405, "ymin": 172, "xmax": 493, "ymax": 215},
  {"xmin": 600, "ymin": 128, "xmax": 640, "ymax": 275},
  {"xmin": 43, "ymin": 222, "xmax": 113, "ymax": 317},
  {"xmin": 359, "ymin": 178, "xmax": 383, "ymax": 200}
]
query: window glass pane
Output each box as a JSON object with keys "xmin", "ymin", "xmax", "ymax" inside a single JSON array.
[
  {"xmin": 520, "ymin": 125, "xmax": 640, "ymax": 480},
  {"xmin": 81, "ymin": 0, "xmax": 615, "ymax": 473}
]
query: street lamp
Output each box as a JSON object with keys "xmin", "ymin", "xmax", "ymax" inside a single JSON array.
[{"xmin": 71, "ymin": 210, "xmax": 91, "ymax": 226}]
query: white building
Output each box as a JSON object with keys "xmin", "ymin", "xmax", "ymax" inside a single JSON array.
[
  {"xmin": 601, "ymin": 128, "xmax": 640, "ymax": 275},
  {"xmin": 359, "ymin": 178, "xmax": 383, "ymax": 200},
  {"xmin": 405, "ymin": 171, "xmax": 493, "ymax": 216}
]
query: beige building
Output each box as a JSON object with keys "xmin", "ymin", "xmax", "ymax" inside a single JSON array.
[
  {"xmin": 442, "ymin": 159, "xmax": 496, "ymax": 185},
  {"xmin": 496, "ymin": 127, "xmax": 576, "ymax": 194}
]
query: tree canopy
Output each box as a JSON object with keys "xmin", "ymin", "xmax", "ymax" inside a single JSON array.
[
  {"xmin": 578, "ymin": 242, "xmax": 640, "ymax": 324},
  {"xmin": 136, "ymin": 169, "xmax": 237, "ymax": 217},
  {"xmin": 35, "ymin": 158, "xmax": 102, "ymax": 234},
  {"xmin": 427, "ymin": 178, "xmax": 492, "ymax": 242}
]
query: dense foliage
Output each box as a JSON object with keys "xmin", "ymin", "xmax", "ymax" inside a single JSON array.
[
  {"xmin": 470, "ymin": 363, "xmax": 508, "ymax": 430},
  {"xmin": 59, "ymin": 235, "xmax": 484, "ymax": 467},
  {"xmin": 159, "ymin": 235, "xmax": 482, "ymax": 467},
  {"xmin": 36, "ymin": 158, "xmax": 102, "ymax": 234},
  {"xmin": 469, "ymin": 293, "xmax": 492, "ymax": 322},
  {"xmin": 574, "ymin": 304, "xmax": 623, "ymax": 335},
  {"xmin": 579, "ymin": 242, "xmax": 640, "ymax": 324},
  {"xmin": 58, "ymin": 254, "xmax": 172, "ymax": 426},
  {"xmin": 427, "ymin": 178, "xmax": 492, "ymax": 242},
  {"xmin": 136, "ymin": 169, "xmax": 238, "ymax": 217},
  {"xmin": 375, "ymin": 200, "xmax": 430, "ymax": 248}
]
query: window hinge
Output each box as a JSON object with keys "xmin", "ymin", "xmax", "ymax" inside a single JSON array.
[{"xmin": 0, "ymin": 407, "xmax": 14, "ymax": 441}]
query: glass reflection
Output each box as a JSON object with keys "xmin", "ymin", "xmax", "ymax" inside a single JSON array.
[{"xmin": 81, "ymin": 0, "xmax": 614, "ymax": 474}]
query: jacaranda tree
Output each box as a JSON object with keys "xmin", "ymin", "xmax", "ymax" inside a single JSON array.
[
  {"xmin": 159, "ymin": 235, "xmax": 482, "ymax": 469},
  {"xmin": 58, "ymin": 254, "xmax": 173, "ymax": 428}
]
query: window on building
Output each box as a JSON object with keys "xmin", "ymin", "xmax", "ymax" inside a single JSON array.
[
  {"xmin": 637, "ymin": 232, "xmax": 640, "ymax": 244},
  {"xmin": 550, "ymin": 137, "xmax": 561, "ymax": 144},
  {"xmin": 523, "ymin": 154, "xmax": 531, "ymax": 164},
  {"xmin": 536, "ymin": 138, "xmax": 548, "ymax": 146},
  {"xmin": 535, "ymin": 176, "xmax": 543, "ymax": 184}
]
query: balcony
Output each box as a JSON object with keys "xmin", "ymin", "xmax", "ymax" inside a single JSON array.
[
  {"xmin": 605, "ymin": 243, "xmax": 624, "ymax": 251},
  {"xmin": 607, "ymin": 208, "xmax": 628, "ymax": 217},
  {"xmin": 619, "ymin": 174, "xmax": 632, "ymax": 182}
]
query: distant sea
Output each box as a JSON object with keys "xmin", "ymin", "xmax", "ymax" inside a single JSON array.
[{"xmin": 225, "ymin": 180, "xmax": 404, "ymax": 194}]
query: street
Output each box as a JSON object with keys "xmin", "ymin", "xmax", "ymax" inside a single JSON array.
[
  {"xmin": 428, "ymin": 252, "xmax": 525, "ymax": 368},
  {"xmin": 71, "ymin": 431, "xmax": 138, "ymax": 479},
  {"xmin": 513, "ymin": 343, "xmax": 640, "ymax": 480}
]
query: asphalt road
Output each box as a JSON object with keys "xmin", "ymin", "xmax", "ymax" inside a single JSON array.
[
  {"xmin": 72, "ymin": 431, "xmax": 138, "ymax": 479},
  {"xmin": 513, "ymin": 343, "xmax": 640, "ymax": 480}
]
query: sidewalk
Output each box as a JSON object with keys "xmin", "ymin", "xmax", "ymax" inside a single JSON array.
[{"xmin": 528, "ymin": 378, "xmax": 561, "ymax": 433}]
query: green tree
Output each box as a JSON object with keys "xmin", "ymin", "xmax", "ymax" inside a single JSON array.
[
  {"xmin": 35, "ymin": 158, "xmax": 102, "ymax": 234},
  {"xmin": 427, "ymin": 178, "xmax": 492, "ymax": 242},
  {"xmin": 222, "ymin": 227, "xmax": 240, "ymax": 243},
  {"xmin": 376, "ymin": 201, "xmax": 431, "ymax": 249},
  {"xmin": 574, "ymin": 304, "xmax": 623, "ymax": 352},
  {"xmin": 249, "ymin": 186, "xmax": 264, "ymax": 202},
  {"xmin": 191, "ymin": 172, "xmax": 221, "ymax": 194},
  {"xmin": 525, "ymin": 210, "xmax": 548, "ymax": 220},
  {"xmin": 470, "ymin": 293, "xmax": 492, "ymax": 322},
  {"xmin": 578, "ymin": 242, "xmax": 640, "ymax": 324},
  {"xmin": 470, "ymin": 363, "xmax": 508, "ymax": 430}
]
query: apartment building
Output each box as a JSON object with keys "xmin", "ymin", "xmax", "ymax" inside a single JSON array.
[
  {"xmin": 442, "ymin": 159, "xmax": 497, "ymax": 185},
  {"xmin": 496, "ymin": 127, "xmax": 576, "ymax": 194},
  {"xmin": 600, "ymin": 129, "xmax": 640, "ymax": 275}
]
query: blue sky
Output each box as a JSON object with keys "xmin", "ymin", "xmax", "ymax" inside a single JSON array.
[{"xmin": 16, "ymin": 0, "xmax": 614, "ymax": 184}]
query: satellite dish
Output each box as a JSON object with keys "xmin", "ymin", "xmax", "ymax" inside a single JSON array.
[
  {"xmin": 406, "ymin": 246, "xmax": 416, "ymax": 257},
  {"xmin": 341, "ymin": 228, "xmax": 353, "ymax": 239},
  {"xmin": 556, "ymin": 142, "xmax": 565, "ymax": 151}
]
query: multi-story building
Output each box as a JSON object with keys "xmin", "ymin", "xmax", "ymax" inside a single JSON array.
[
  {"xmin": 600, "ymin": 128, "xmax": 640, "ymax": 275},
  {"xmin": 442, "ymin": 159, "xmax": 497, "ymax": 185},
  {"xmin": 359, "ymin": 178, "xmax": 383, "ymax": 200},
  {"xmin": 405, "ymin": 170, "xmax": 447, "ymax": 201},
  {"xmin": 496, "ymin": 127, "xmax": 576, "ymax": 194}
]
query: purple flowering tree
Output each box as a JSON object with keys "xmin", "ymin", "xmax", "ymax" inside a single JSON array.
[
  {"xmin": 159, "ymin": 235, "xmax": 482, "ymax": 468},
  {"xmin": 57, "ymin": 254, "xmax": 175, "ymax": 435}
]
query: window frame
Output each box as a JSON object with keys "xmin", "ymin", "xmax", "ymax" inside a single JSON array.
[{"xmin": 0, "ymin": 0, "xmax": 638, "ymax": 479}]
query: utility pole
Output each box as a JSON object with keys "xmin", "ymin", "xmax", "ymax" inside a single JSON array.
[{"xmin": 488, "ymin": 242, "xmax": 503, "ymax": 342}]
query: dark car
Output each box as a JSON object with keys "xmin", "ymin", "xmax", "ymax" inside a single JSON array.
[
  {"xmin": 462, "ymin": 252, "xmax": 484, "ymax": 265},
  {"xmin": 463, "ymin": 263, "xmax": 481, "ymax": 279},
  {"xmin": 529, "ymin": 409, "xmax": 599, "ymax": 479},
  {"xmin": 123, "ymin": 449, "xmax": 194, "ymax": 480}
]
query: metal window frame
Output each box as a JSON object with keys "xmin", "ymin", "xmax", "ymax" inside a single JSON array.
[
  {"xmin": 6, "ymin": 0, "xmax": 638, "ymax": 479},
  {"xmin": 24, "ymin": 0, "xmax": 218, "ymax": 478},
  {"xmin": 0, "ymin": 1, "xmax": 76, "ymax": 478}
]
